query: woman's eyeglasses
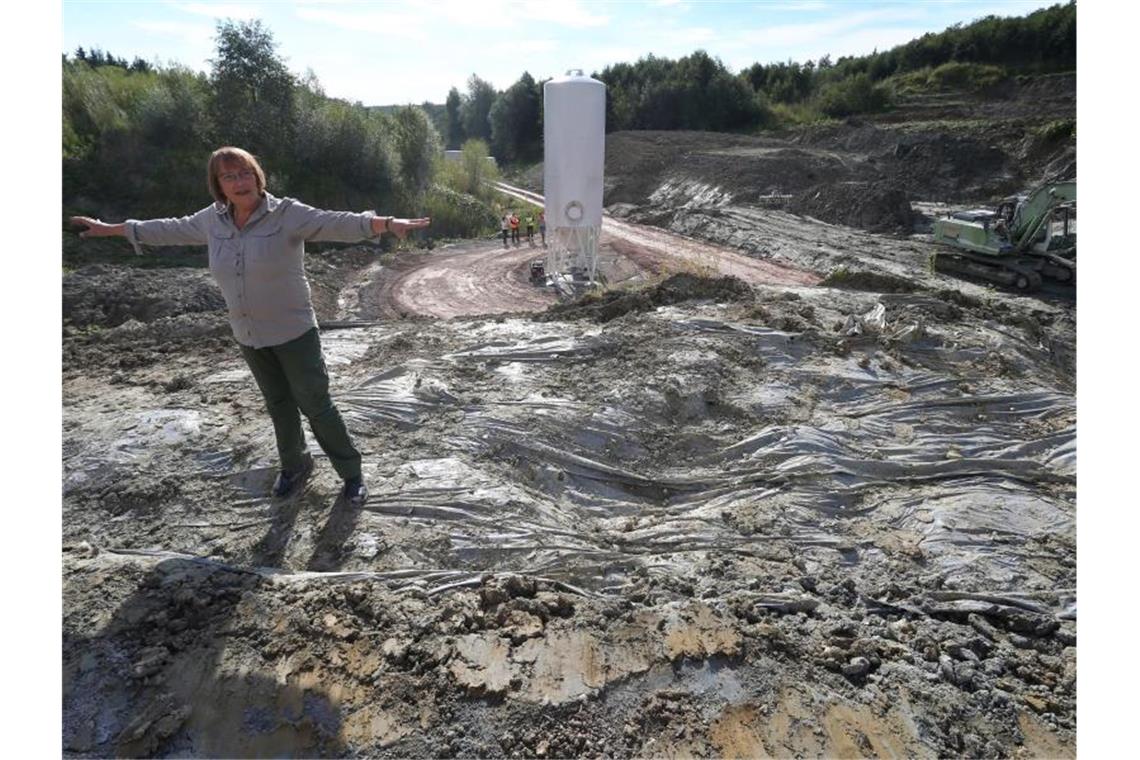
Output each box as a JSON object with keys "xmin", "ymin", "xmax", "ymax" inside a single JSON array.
[{"xmin": 219, "ymin": 169, "xmax": 255, "ymax": 183}]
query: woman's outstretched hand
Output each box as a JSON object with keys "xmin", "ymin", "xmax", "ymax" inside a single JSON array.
[
  {"xmin": 71, "ymin": 216, "xmax": 124, "ymax": 238},
  {"xmin": 373, "ymin": 216, "xmax": 432, "ymax": 240},
  {"xmin": 391, "ymin": 217, "xmax": 431, "ymax": 240}
]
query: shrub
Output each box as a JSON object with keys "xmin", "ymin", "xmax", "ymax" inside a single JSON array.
[
  {"xmin": 437, "ymin": 139, "xmax": 500, "ymax": 200},
  {"xmin": 769, "ymin": 101, "xmax": 829, "ymax": 128},
  {"xmin": 815, "ymin": 73, "xmax": 890, "ymax": 118},
  {"xmin": 422, "ymin": 185, "xmax": 498, "ymax": 240},
  {"xmin": 886, "ymin": 67, "xmax": 934, "ymax": 97},
  {"xmin": 928, "ymin": 61, "xmax": 1008, "ymax": 90},
  {"xmin": 1032, "ymin": 118, "xmax": 1075, "ymax": 142}
]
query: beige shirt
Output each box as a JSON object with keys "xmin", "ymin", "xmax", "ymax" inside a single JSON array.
[{"xmin": 125, "ymin": 193, "xmax": 378, "ymax": 348}]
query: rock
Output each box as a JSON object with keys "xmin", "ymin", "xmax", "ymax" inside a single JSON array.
[
  {"xmin": 480, "ymin": 587, "xmax": 509, "ymax": 609},
  {"xmin": 842, "ymin": 657, "xmax": 871, "ymax": 678},
  {"xmin": 946, "ymin": 641, "xmax": 980, "ymax": 663},
  {"xmin": 820, "ymin": 645, "xmax": 845, "ymax": 666},
  {"xmin": 968, "ymin": 613, "xmax": 999, "ymax": 641},
  {"xmin": 1054, "ymin": 627, "xmax": 1076, "ymax": 646},
  {"xmin": 382, "ymin": 637, "xmax": 411, "ymax": 663},
  {"xmin": 939, "ymin": 654, "xmax": 956, "ymax": 683},
  {"xmin": 982, "ymin": 658, "xmax": 1005, "ymax": 676},
  {"xmin": 1009, "ymin": 634, "xmax": 1033, "ymax": 649},
  {"xmin": 828, "ymin": 621, "xmax": 858, "ymax": 637},
  {"xmin": 889, "ymin": 618, "xmax": 914, "ymax": 637},
  {"xmin": 72, "ymin": 541, "xmax": 100, "ymax": 559},
  {"xmin": 131, "ymin": 646, "xmax": 169, "ymax": 679},
  {"xmin": 503, "ymin": 610, "xmax": 545, "ymax": 642}
]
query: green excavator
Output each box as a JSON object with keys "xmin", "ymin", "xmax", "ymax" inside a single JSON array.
[{"xmin": 931, "ymin": 180, "xmax": 1075, "ymax": 292}]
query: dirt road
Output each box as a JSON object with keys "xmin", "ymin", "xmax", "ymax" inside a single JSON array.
[
  {"xmin": 370, "ymin": 241, "xmax": 558, "ymax": 319},
  {"xmin": 364, "ymin": 184, "xmax": 820, "ymax": 321}
]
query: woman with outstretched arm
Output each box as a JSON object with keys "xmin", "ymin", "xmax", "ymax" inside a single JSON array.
[{"xmin": 71, "ymin": 146, "xmax": 431, "ymax": 506}]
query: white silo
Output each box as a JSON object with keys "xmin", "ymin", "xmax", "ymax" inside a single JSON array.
[{"xmin": 543, "ymin": 69, "xmax": 605, "ymax": 284}]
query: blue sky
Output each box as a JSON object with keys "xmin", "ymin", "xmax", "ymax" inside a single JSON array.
[{"xmin": 63, "ymin": 0, "xmax": 1058, "ymax": 105}]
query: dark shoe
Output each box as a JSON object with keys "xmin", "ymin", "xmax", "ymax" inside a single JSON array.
[
  {"xmin": 272, "ymin": 452, "xmax": 314, "ymax": 498},
  {"xmin": 343, "ymin": 476, "xmax": 368, "ymax": 506}
]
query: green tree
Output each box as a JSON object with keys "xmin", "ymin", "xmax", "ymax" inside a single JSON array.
[
  {"xmin": 391, "ymin": 105, "xmax": 441, "ymax": 205},
  {"xmin": 209, "ymin": 19, "xmax": 295, "ymax": 161},
  {"xmin": 460, "ymin": 139, "xmax": 496, "ymax": 197},
  {"xmin": 444, "ymin": 86, "xmax": 465, "ymax": 149},
  {"xmin": 289, "ymin": 81, "xmax": 396, "ymax": 210},
  {"xmin": 599, "ymin": 51, "xmax": 763, "ymax": 132},
  {"xmin": 460, "ymin": 74, "xmax": 497, "ymax": 144},
  {"xmin": 488, "ymin": 71, "xmax": 541, "ymax": 163}
]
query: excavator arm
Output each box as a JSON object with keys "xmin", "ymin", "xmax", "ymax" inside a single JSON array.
[{"xmin": 1010, "ymin": 181, "xmax": 1076, "ymax": 252}]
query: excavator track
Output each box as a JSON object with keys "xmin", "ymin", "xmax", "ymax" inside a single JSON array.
[
  {"xmin": 932, "ymin": 251, "xmax": 1043, "ymax": 292},
  {"xmin": 932, "ymin": 249, "xmax": 1075, "ymax": 293},
  {"xmin": 1040, "ymin": 251, "xmax": 1076, "ymax": 285}
]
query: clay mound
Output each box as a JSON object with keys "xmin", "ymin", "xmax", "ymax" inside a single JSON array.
[
  {"xmin": 790, "ymin": 182, "xmax": 914, "ymax": 234},
  {"xmin": 818, "ymin": 268, "xmax": 922, "ymax": 294},
  {"xmin": 542, "ymin": 273, "xmax": 753, "ymax": 323},
  {"xmin": 63, "ymin": 264, "xmax": 225, "ymax": 329}
]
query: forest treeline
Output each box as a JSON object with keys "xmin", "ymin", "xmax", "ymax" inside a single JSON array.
[
  {"xmin": 445, "ymin": 1, "xmax": 1074, "ymax": 152},
  {"xmin": 65, "ymin": 2, "xmax": 1073, "ymax": 236},
  {"xmin": 63, "ymin": 20, "xmax": 500, "ymax": 241}
]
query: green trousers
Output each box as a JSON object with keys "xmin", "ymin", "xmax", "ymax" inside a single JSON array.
[{"xmin": 239, "ymin": 328, "xmax": 362, "ymax": 480}]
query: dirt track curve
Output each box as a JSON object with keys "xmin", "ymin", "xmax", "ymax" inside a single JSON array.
[{"xmin": 368, "ymin": 183, "xmax": 820, "ymax": 320}]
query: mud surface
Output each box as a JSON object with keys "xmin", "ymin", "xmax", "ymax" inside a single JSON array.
[{"xmin": 63, "ymin": 74, "xmax": 1075, "ymax": 758}]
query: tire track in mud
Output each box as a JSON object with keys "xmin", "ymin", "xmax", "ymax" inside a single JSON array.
[{"xmin": 383, "ymin": 241, "xmax": 558, "ymax": 319}]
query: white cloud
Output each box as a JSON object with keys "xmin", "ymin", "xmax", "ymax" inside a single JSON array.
[
  {"xmin": 490, "ymin": 38, "xmax": 561, "ymax": 57},
  {"xmin": 765, "ymin": 1, "xmax": 831, "ymax": 11},
  {"xmin": 130, "ymin": 19, "xmax": 217, "ymax": 47},
  {"xmin": 431, "ymin": 0, "xmax": 608, "ymax": 29},
  {"xmin": 733, "ymin": 7, "xmax": 926, "ymax": 48},
  {"xmin": 721, "ymin": 24, "xmax": 932, "ymax": 70},
  {"xmin": 172, "ymin": 1, "xmax": 263, "ymax": 20},
  {"xmin": 658, "ymin": 25, "xmax": 718, "ymax": 47},
  {"xmin": 294, "ymin": 5, "xmax": 430, "ymax": 39},
  {"xmin": 806, "ymin": 24, "xmax": 934, "ymax": 60},
  {"xmin": 530, "ymin": 1, "xmax": 611, "ymax": 28}
]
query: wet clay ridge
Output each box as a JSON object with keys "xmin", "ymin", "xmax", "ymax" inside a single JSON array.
[
  {"xmin": 540, "ymin": 273, "xmax": 755, "ymax": 323},
  {"xmin": 64, "ymin": 72, "xmax": 1074, "ymax": 758}
]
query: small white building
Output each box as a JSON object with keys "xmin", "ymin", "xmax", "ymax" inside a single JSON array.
[{"xmin": 443, "ymin": 150, "xmax": 498, "ymax": 167}]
